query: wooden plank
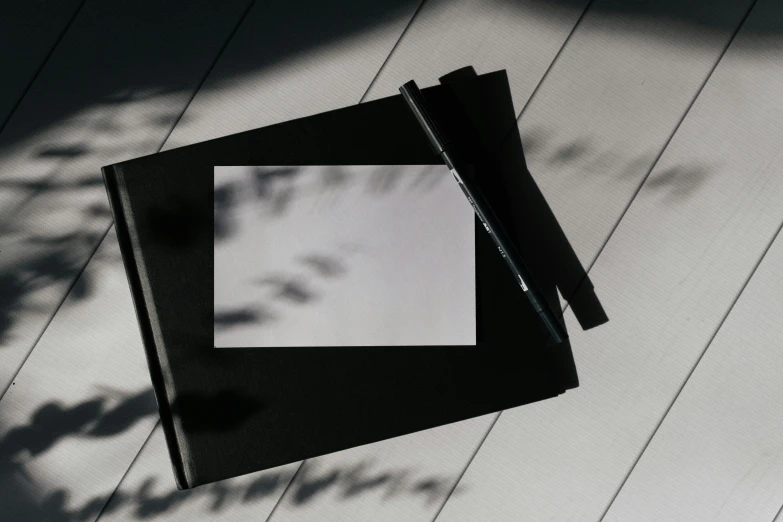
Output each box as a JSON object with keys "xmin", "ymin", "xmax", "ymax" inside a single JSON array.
[
  {"xmin": 0, "ymin": 0, "xmax": 84, "ymax": 127},
  {"xmin": 361, "ymin": 0, "xmax": 590, "ymax": 103},
  {"xmin": 0, "ymin": 0, "xmax": 255, "ymax": 394},
  {"xmin": 603, "ymin": 233, "xmax": 783, "ymax": 521},
  {"xmin": 271, "ymin": 0, "xmax": 759, "ymax": 521},
  {"xmin": 434, "ymin": 1, "xmax": 783, "ymax": 520},
  {"xmin": 599, "ymin": 6, "xmax": 783, "ymax": 519},
  {"xmin": 516, "ymin": 0, "xmax": 755, "ymax": 270},
  {"xmin": 0, "ymin": 229, "xmax": 163, "ymax": 520},
  {"xmin": 161, "ymin": 0, "xmax": 421, "ymax": 150},
  {"xmin": 268, "ymin": 417, "xmax": 491, "ymax": 521},
  {"xmin": 97, "ymin": 426, "xmax": 300, "ymax": 522},
  {"xmin": 3, "ymin": 0, "xmax": 422, "ymax": 519},
  {"xmin": 98, "ymin": 420, "xmax": 480, "ymax": 521}
]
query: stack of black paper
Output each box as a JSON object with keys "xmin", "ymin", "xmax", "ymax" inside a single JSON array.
[{"xmin": 103, "ymin": 68, "xmax": 605, "ymax": 489}]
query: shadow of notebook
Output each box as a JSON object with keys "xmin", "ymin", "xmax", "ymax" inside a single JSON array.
[{"xmin": 103, "ymin": 69, "xmax": 606, "ymax": 489}]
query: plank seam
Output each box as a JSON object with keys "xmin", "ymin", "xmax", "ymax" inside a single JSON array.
[
  {"xmin": 94, "ymin": 419, "xmax": 160, "ymax": 522},
  {"xmin": 358, "ymin": 0, "xmax": 428, "ymax": 104},
  {"xmin": 0, "ymin": 0, "xmax": 89, "ymax": 136},
  {"xmin": 430, "ymin": 412, "xmax": 502, "ymax": 522},
  {"xmin": 774, "ymin": 502, "xmax": 783, "ymax": 521},
  {"xmin": 598, "ymin": 209, "xmax": 783, "ymax": 522},
  {"xmin": 264, "ymin": 459, "xmax": 307, "ymax": 522},
  {"xmin": 156, "ymin": 0, "xmax": 260, "ymax": 148},
  {"xmin": 490, "ymin": 0, "xmax": 596, "ymax": 205},
  {"xmin": 515, "ymin": 0, "xmax": 595, "ymax": 122},
  {"xmin": 0, "ymin": 222, "xmax": 112, "ymax": 399}
]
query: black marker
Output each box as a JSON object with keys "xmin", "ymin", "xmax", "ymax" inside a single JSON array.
[{"xmin": 399, "ymin": 80, "xmax": 567, "ymax": 344}]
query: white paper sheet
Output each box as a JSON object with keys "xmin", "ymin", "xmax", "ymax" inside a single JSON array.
[{"xmin": 214, "ymin": 165, "xmax": 475, "ymax": 347}]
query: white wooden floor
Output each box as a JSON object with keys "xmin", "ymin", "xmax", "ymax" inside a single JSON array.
[{"xmin": 2, "ymin": 0, "xmax": 783, "ymax": 520}]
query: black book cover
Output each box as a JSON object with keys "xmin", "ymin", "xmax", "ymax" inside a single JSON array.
[{"xmin": 103, "ymin": 70, "xmax": 596, "ymax": 489}]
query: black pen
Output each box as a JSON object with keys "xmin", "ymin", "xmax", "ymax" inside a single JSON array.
[{"xmin": 399, "ymin": 80, "xmax": 568, "ymax": 344}]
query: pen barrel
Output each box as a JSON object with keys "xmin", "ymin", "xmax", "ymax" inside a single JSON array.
[
  {"xmin": 538, "ymin": 310, "xmax": 567, "ymax": 345},
  {"xmin": 399, "ymin": 81, "xmax": 450, "ymax": 154},
  {"xmin": 446, "ymin": 155, "xmax": 568, "ymax": 344},
  {"xmin": 399, "ymin": 79, "xmax": 568, "ymax": 345}
]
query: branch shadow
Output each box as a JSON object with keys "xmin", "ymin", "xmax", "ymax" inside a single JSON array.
[
  {"xmin": 35, "ymin": 459, "xmax": 467, "ymax": 521},
  {"xmin": 0, "ymin": 217, "xmax": 108, "ymax": 347},
  {"xmin": 213, "ymin": 249, "xmax": 351, "ymax": 344},
  {"xmin": 0, "ymin": 391, "xmax": 468, "ymax": 521},
  {"xmin": 0, "ymin": 390, "xmax": 158, "ymax": 475},
  {"xmin": 214, "ymin": 165, "xmax": 446, "ymax": 251},
  {"xmin": 213, "ymin": 164, "xmax": 449, "ymax": 342},
  {"xmin": 520, "ymin": 125, "xmax": 715, "ymax": 207}
]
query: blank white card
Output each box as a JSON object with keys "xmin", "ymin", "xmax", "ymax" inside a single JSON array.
[{"xmin": 214, "ymin": 165, "xmax": 475, "ymax": 347}]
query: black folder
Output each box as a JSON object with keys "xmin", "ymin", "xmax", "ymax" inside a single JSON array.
[{"xmin": 103, "ymin": 69, "xmax": 601, "ymax": 489}]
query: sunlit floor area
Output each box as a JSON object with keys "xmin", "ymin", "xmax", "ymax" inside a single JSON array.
[{"xmin": 2, "ymin": 0, "xmax": 783, "ymax": 520}]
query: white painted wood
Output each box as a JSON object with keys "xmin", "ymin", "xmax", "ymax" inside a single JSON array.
[
  {"xmin": 362, "ymin": 0, "xmax": 590, "ymax": 103},
  {"xmin": 272, "ymin": 0, "xmax": 760, "ymax": 521},
  {"xmin": 0, "ymin": 0, "xmax": 83, "ymax": 125},
  {"xmin": 517, "ymin": 0, "xmax": 756, "ymax": 271},
  {"xmin": 599, "ymin": 4, "xmax": 783, "ymax": 519},
  {"xmin": 435, "ymin": 1, "xmax": 783, "ymax": 520},
  {"xmin": 267, "ymin": 416, "xmax": 490, "ymax": 521},
  {"xmin": 0, "ymin": 0, "xmax": 255, "ymax": 394},
  {"xmin": 603, "ymin": 231, "xmax": 783, "ymax": 522},
  {"xmin": 161, "ymin": 0, "xmax": 421, "ymax": 150},
  {"xmin": 0, "ymin": 229, "xmax": 161, "ymax": 521},
  {"xmin": 97, "ymin": 425, "xmax": 300, "ymax": 522}
]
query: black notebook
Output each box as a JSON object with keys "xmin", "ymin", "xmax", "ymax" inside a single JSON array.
[{"xmin": 103, "ymin": 69, "xmax": 603, "ymax": 489}]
